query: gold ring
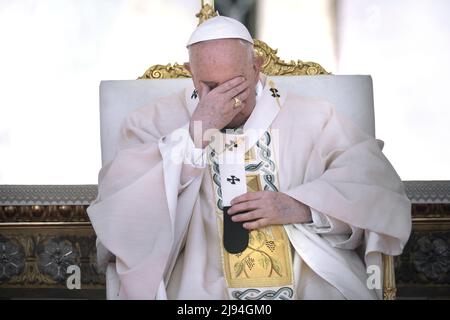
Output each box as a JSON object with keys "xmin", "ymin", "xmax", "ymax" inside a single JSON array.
[{"xmin": 233, "ymin": 97, "xmax": 242, "ymax": 109}]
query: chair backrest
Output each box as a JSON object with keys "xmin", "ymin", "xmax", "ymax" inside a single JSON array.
[{"xmin": 99, "ymin": 75, "xmax": 375, "ymax": 166}]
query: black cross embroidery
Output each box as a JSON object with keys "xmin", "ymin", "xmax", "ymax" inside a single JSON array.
[
  {"xmin": 191, "ymin": 89, "xmax": 198, "ymax": 99},
  {"xmin": 225, "ymin": 140, "xmax": 238, "ymax": 151},
  {"xmin": 227, "ymin": 175, "xmax": 240, "ymax": 185},
  {"xmin": 270, "ymin": 88, "xmax": 280, "ymax": 98}
]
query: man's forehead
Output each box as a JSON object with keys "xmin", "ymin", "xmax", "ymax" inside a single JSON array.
[{"xmin": 188, "ymin": 38, "xmax": 247, "ymax": 54}]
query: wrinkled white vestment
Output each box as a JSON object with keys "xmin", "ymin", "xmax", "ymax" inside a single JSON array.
[{"xmin": 87, "ymin": 76, "xmax": 411, "ymax": 300}]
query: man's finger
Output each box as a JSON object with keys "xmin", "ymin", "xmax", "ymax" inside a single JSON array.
[
  {"xmin": 234, "ymin": 87, "xmax": 251, "ymax": 105},
  {"xmin": 224, "ymin": 80, "xmax": 250, "ymax": 100},
  {"xmin": 199, "ymin": 81, "xmax": 210, "ymax": 97},
  {"xmin": 227, "ymin": 87, "xmax": 250, "ymax": 113},
  {"xmin": 243, "ymin": 218, "xmax": 270, "ymax": 230},
  {"xmin": 230, "ymin": 192, "xmax": 263, "ymax": 206},
  {"xmin": 231, "ymin": 209, "xmax": 264, "ymax": 222},
  {"xmin": 228, "ymin": 200, "xmax": 261, "ymax": 215},
  {"xmin": 216, "ymin": 76, "xmax": 245, "ymax": 93}
]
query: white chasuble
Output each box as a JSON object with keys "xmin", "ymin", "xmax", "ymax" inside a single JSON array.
[{"xmin": 87, "ymin": 75, "xmax": 411, "ymax": 300}]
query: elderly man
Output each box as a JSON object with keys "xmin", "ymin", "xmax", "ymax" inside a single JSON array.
[{"xmin": 87, "ymin": 16, "xmax": 411, "ymax": 300}]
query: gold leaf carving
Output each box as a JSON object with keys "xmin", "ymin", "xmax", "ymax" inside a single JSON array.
[
  {"xmin": 196, "ymin": 3, "xmax": 217, "ymax": 25},
  {"xmin": 254, "ymin": 39, "xmax": 330, "ymax": 76},
  {"xmin": 138, "ymin": 63, "xmax": 191, "ymax": 80}
]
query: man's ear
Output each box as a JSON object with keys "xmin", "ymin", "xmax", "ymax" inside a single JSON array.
[
  {"xmin": 255, "ymin": 54, "xmax": 264, "ymax": 67},
  {"xmin": 252, "ymin": 55, "xmax": 264, "ymax": 79},
  {"xmin": 184, "ymin": 62, "xmax": 192, "ymax": 75}
]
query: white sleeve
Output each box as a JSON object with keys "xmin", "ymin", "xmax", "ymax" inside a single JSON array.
[
  {"xmin": 302, "ymin": 208, "xmax": 363, "ymax": 250},
  {"xmin": 308, "ymin": 208, "xmax": 351, "ymax": 235},
  {"xmin": 158, "ymin": 122, "xmax": 207, "ymax": 194}
]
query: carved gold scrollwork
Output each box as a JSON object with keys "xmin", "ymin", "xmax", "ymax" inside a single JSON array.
[
  {"xmin": 196, "ymin": 2, "xmax": 217, "ymax": 25},
  {"xmin": 254, "ymin": 39, "xmax": 329, "ymax": 76},
  {"xmin": 139, "ymin": 63, "xmax": 191, "ymax": 80}
]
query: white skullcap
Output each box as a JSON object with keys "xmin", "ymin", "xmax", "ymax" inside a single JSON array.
[{"xmin": 186, "ymin": 16, "xmax": 254, "ymax": 47}]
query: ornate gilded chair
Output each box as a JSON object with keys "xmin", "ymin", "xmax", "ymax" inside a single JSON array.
[{"xmin": 98, "ymin": 3, "xmax": 396, "ymax": 300}]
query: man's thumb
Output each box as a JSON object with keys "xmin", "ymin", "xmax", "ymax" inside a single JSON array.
[{"xmin": 199, "ymin": 82, "xmax": 210, "ymax": 97}]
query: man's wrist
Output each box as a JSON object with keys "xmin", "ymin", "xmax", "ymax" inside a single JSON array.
[
  {"xmin": 303, "ymin": 204, "xmax": 312, "ymax": 223},
  {"xmin": 189, "ymin": 120, "xmax": 204, "ymax": 149},
  {"xmin": 293, "ymin": 200, "xmax": 312, "ymax": 224},
  {"xmin": 189, "ymin": 120, "xmax": 215, "ymax": 149}
]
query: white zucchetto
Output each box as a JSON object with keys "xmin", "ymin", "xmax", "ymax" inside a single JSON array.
[{"xmin": 186, "ymin": 16, "xmax": 254, "ymax": 47}]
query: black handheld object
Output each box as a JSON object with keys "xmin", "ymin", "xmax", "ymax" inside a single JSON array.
[{"xmin": 223, "ymin": 206, "xmax": 249, "ymax": 254}]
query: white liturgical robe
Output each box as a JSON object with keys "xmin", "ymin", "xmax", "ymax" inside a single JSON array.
[{"xmin": 87, "ymin": 75, "xmax": 411, "ymax": 300}]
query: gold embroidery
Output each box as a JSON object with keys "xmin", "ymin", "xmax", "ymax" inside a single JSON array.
[
  {"xmin": 246, "ymin": 175, "xmax": 261, "ymax": 193},
  {"xmin": 245, "ymin": 147, "xmax": 256, "ymax": 162},
  {"xmin": 223, "ymin": 225, "xmax": 293, "ymax": 288}
]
